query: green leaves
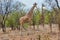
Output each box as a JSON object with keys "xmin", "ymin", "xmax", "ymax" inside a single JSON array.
[
  {"xmin": 32, "ymin": 8, "xmax": 41, "ymax": 25},
  {"xmin": 44, "ymin": 13, "xmax": 50, "ymax": 24}
]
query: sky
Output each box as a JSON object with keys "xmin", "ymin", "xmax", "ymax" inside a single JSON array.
[
  {"xmin": 16, "ymin": 0, "xmax": 44, "ymax": 9},
  {"xmin": 1, "ymin": 0, "xmax": 60, "ymax": 10},
  {"xmin": 14, "ymin": 0, "xmax": 60, "ymax": 10}
]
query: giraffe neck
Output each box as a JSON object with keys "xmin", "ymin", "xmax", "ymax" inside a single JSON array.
[{"xmin": 26, "ymin": 5, "xmax": 36, "ymax": 18}]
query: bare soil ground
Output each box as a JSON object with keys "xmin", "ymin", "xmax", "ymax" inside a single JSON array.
[{"xmin": 0, "ymin": 24, "xmax": 60, "ymax": 40}]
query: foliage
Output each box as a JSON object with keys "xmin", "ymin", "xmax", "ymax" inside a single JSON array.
[{"xmin": 0, "ymin": 0, "xmax": 60, "ymax": 29}]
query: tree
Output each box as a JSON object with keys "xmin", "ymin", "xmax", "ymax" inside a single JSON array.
[
  {"xmin": 55, "ymin": 0, "xmax": 60, "ymax": 9},
  {"xmin": 40, "ymin": 4, "xmax": 45, "ymax": 27},
  {"xmin": 44, "ymin": 0, "xmax": 60, "ymax": 33},
  {"xmin": 0, "ymin": 0, "xmax": 13, "ymax": 32}
]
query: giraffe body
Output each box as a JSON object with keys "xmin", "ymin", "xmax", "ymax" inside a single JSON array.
[{"xmin": 19, "ymin": 3, "xmax": 37, "ymax": 30}]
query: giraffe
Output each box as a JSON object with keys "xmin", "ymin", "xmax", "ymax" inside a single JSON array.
[{"xmin": 19, "ymin": 3, "xmax": 37, "ymax": 31}]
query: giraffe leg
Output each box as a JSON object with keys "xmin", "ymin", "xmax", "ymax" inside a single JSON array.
[
  {"xmin": 50, "ymin": 23, "xmax": 52, "ymax": 33},
  {"xmin": 20, "ymin": 23, "xmax": 23, "ymax": 31},
  {"xmin": 20, "ymin": 21, "xmax": 24, "ymax": 31},
  {"xmin": 20, "ymin": 22, "xmax": 27, "ymax": 31},
  {"xmin": 22, "ymin": 23, "xmax": 27, "ymax": 31},
  {"xmin": 20, "ymin": 23, "xmax": 23, "ymax": 36},
  {"xmin": 28, "ymin": 20, "xmax": 32, "ymax": 31}
]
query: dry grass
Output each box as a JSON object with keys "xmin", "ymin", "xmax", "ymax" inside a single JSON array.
[{"xmin": 0, "ymin": 24, "xmax": 59, "ymax": 40}]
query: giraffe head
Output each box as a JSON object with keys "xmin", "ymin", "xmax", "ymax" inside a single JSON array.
[{"xmin": 33, "ymin": 2, "xmax": 37, "ymax": 6}]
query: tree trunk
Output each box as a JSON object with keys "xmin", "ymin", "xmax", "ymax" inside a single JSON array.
[
  {"xmin": 58, "ymin": 23, "xmax": 60, "ymax": 31},
  {"xmin": 55, "ymin": 0, "xmax": 60, "ymax": 9},
  {"xmin": 41, "ymin": 4, "xmax": 44, "ymax": 27},
  {"xmin": 1, "ymin": 21, "xmax": 6, "ymax": 32},
  {"xmin": 49, "ymin": 13, "xmax": 52, "ymax": 33},
  {"xmin": 58, "ymin": 24, "xmax": 60, "ymax": 40},
  {"xmin": 50, "ymin": 23, "xmax": 52, "ymax": 32}
]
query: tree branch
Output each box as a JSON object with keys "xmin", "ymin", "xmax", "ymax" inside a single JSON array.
[{"xmin": 55, "ymin": 0, "xmax": 60, "ymax": 9}]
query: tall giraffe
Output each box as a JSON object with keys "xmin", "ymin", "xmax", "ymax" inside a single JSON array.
[{"xmin": 19, "ymin": 3, "xmax": 37, "ymax": 30}]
